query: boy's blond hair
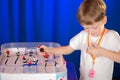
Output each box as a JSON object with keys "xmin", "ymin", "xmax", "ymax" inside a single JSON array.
[{"xmin": 77, "ymin": 0, "xmax": 106, "ymax": 25}]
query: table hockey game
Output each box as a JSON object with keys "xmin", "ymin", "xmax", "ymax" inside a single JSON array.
[{"xmin": 0, "ymin": 42, "xmax": 67, "ymax": 80}]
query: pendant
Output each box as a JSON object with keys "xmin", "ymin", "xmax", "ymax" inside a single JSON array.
[{"xmin": 89, "ymin": 68, "xmax": 95, "ymax": 78}]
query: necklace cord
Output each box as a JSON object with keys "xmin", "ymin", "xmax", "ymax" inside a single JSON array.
[{"xmin": 88, "ymin": 28, "xmax": 106, "ymax": 64}]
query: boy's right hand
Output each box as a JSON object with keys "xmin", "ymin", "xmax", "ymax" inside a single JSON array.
[{"xmin": 37, "ymin": 45, "xmax": 48, "ymax": 55}]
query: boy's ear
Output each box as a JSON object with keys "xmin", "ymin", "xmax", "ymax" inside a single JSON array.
[{"xmin": 102, "ymin": 16, "xmax": 107, "ymax": 24}]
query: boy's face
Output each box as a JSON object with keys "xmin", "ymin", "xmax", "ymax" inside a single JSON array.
[{"xmin": 82, "ymin": 21, "xmax": 104, "ymax": 36}]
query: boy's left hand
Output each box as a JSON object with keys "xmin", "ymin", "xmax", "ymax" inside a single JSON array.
[{"xmin": 86, "ymin": 43, "xmax": 105, "ymax": 57}]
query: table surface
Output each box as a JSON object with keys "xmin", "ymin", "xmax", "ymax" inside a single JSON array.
[{"xmin": 67, "ymin": 62, "xmax": 78, "ymax": 80}]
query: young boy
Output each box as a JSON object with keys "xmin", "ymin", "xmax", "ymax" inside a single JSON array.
[{"xmin": 38, "ymin": 0, "xmax": 120, "ymax": 80}]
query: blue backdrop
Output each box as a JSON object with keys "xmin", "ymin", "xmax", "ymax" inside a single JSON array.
[{"xmin": 0, "ymin": 0, "xmax": 120, "ymax": 79}]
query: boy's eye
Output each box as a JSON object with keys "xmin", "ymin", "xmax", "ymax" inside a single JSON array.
[{"xmin": 85, "ymin": 28, "xmax": 88, "ymax": 29}]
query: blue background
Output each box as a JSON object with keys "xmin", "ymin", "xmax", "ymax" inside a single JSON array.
[{"xmin": 0, "ymin": 0, "xmax": 120, "ymax": 79}]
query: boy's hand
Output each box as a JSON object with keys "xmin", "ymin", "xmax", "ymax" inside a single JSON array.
[
  {"xmin": 37, "ymin": 45, "xmax": 48, "ymax": 55},
  {"xmin": 86, "ymin": 43, "xmax": 104, "ymax": 57}
]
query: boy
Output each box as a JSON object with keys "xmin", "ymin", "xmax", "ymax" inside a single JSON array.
[{"xmin": 38, "ymin": 0, "xmax": 120, "ymax": 80}]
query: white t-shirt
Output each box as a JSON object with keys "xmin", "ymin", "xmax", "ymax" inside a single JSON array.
[{"xmin": 69, "ymin": 30, "xmax": 120, "ymax": 80}]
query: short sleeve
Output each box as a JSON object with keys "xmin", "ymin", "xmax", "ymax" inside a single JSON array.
[
  {"xmin": 69, "ymin": 31, "xmax": 87, "ymax": 50},
  {"xmin": 111, "ymin": 31, "xmax": 120, "ymax": 52}
]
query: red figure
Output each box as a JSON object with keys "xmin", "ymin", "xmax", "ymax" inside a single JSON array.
[
  {"xmin": 28, "ymin": 61, "xmax": 32, "ymax": 65},
  {"xmin": 37, "ymin": 45, "xmax": 40, "ymax": 48},
  {"xmin": 60, "ymin": 78, "xmax": 63, "ymax": 80},
  {"xmin": 6, "ymin": 49, "xmax": 10, "ymax": 55},
  {"xmin": 22, "ymin": 56, "xmax": 26, "ymax": 60},
  {"xmin": 43, "ymin": 53, "xmax": 49, "ymax": 58}
]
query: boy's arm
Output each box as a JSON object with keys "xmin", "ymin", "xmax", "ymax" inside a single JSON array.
[
  {"xmin": 38, "ymin": 45, "xmax": 74, "ymax": 55},
  {"xmin": 101, "ymin": 50, "xmax": 120, "ymax": 63},
  {"xmin": 87, "ymin": 43, "xmax": 120, "ymax": 63}
]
